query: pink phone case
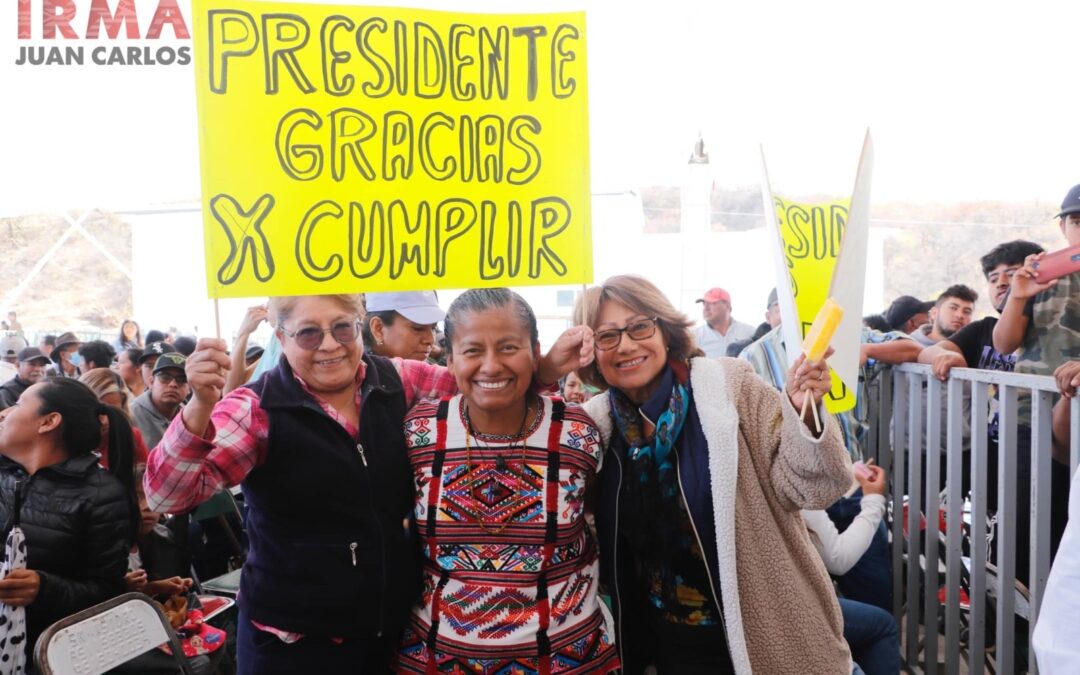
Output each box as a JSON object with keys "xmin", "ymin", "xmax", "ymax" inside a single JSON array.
[
  {"xmin": 1032, "ymin": 243, "xmax": 1080, "ymax": 282},
  {"xmin": 853, "ymin": 461, "xmax": 873, "ymax": 480}
]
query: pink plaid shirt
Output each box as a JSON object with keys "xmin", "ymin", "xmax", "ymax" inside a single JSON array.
[
  {"xmin": 144, "ymin": 357, "xmax": 456, "ymax": 514},
  {"xmin": 143, "ymin": 357, "xmax": 457, "ymax": 645}
]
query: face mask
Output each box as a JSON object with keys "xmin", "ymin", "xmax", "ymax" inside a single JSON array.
[{"xmin": 68, "ymin": 352, "xmax": 84, "ymax": 367}]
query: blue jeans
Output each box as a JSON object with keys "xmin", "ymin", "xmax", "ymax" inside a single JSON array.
[{"xmin": 840, "ymin": 598, "xmax": 900, "ymax": 675}]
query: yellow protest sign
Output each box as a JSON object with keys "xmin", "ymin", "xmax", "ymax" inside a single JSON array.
[
  {"xmin": 773, "ymin": 195, "xmax": 856, "ymax": 413},
  {"xmin": 192, "ymin": 0, "xmax": 591, "ymax": 298}
]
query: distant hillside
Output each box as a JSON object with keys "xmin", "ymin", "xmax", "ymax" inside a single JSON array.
[
  {"xmin": 0, "ymin": 211, "xmax": 132, "ymax": 335},
  {"xmin": 0, "ymin": 193, "xmax": 1064, "ymax": 332}
]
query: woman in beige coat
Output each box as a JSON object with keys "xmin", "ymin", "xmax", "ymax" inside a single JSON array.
[{"xmin": 577, "ymin": 275, "xmax": 854, "ymax": 674}]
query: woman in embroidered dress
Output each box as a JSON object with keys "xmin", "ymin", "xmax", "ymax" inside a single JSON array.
[
  {"xmin": 398, "ymin": 289, "xmax": 619, "ymax": 674},
  {"xmin": 576, "ymin": 275, "xmax": 854, "ymax": 675},
  {"xmin": 143, "ymin": 294, "xmax": 592, "ymax": 674}
]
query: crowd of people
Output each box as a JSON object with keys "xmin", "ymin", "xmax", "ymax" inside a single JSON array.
[{"xmin": 0, "ymin": 185, "xmax": 1078, "ymax": 673}]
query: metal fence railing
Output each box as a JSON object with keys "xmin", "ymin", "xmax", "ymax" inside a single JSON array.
[{"xmin": 867, "ymin": 364, "xmax": 1079, "ymax": 675}]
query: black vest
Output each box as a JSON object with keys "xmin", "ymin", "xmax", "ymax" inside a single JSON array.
[{"xmin": 240, "ymin": 353, "xmax": 420, "ymax": 638}]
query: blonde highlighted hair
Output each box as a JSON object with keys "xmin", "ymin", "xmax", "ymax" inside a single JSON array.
[
  {"xmin": 268, "ymin": 294, "xmax": 365, "ymax": 327},
  {"xmin": 78, "ymin": 367, "xmax": 133, "ymax": 418},
  {"xmin": 573, "ymin": 275, "xmax": 703, "ymax": 390}
]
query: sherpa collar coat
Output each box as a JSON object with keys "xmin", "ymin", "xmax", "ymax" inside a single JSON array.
[{"xmin": 585, "ymin": 356, "xmax": 854, "ymax": 674}]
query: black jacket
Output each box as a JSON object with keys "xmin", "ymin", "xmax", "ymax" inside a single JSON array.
[
  {"xmin": 239, "ymin": 353, "xmax": 421, "ymax": 639},
  {"xmin": 0, "ymin": 377, "xmax": 32, "ymax": 410},
  {"xmin": 0, "ymin": 454, "xmax": 136, "ymax": 651}
]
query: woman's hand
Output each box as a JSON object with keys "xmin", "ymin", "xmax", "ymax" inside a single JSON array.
[
  {"xmin": 855, "ymin": 464, "xmax": 888, "ymax": 496},
  {"xmin": 124, "ymin": 569, "xmax": 148, "ymax": 592},
  {"xmin": 538, "ymin": 326, "xmax": 595, "ymax": 386},
  {"xmin": 144, "ymin": 576, "xmax": 193, "ymax": 598},
  {"xmin": 784, "ymin": 351, "xmax": 833, "ymax": 427},
  {"xmin": 186, "ymin": 338, "xmax": 231, "ymax": 407},
  {"xmin": 0, "ymin": 569, "xmax": 40, "ymax": 606},
  {"xmin": 237, "ymin": 305, "xmax": 268, "ymax": 337}
]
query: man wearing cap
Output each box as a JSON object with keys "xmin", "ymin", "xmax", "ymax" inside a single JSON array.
[
  {"xmin": 47, "ymin": 332, "xmax": 82, "ymax": 378},
  {"xmin": 693, "ymin": 287, "xmax": 755, "ymax": 359},
  {"xmin": 138, "ymin": 341, "xmax": 178, "ymax": 391},
  {"xmin": 0, "ymin": 334, "xmax": 28, "ymax": 366},
  {"xmin": 884, "ymin": 296, "xmax": 935, "ymax": 335},
  {"xmin": 364, "ymin": 291, "xmax": 445, "ymax": 362},
  {"xmin": 131, "ymin": 353, "xmax": 190, "ymax": 450},
  {"xmin": 0, "ymin": 347, "xmax": 50, "ymax": 410}
]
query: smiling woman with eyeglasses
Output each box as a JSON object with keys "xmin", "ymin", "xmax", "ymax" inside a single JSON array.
[
  {"xmin": 575, "ymin": 275, "xmax": 855, "ymax": 675},
  {"xmin": 143, "ymin": 293, "xmax": 595, "ymax": 674}
]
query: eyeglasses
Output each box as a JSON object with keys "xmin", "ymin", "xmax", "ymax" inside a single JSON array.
[
  {"xmin": 594, "ymin": 317, "xmax": 661, "ymax": 351},
  {"xmin": 279, "ymin": 319, "xmax": 361, "ymax": 351},
  {"xmin": 155, "ymin": 371, "xmax": 187, "ymax": 385}
]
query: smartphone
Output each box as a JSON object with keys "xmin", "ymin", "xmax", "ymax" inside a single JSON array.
[
  {"xmin": 1032, "ymin": 243, "xmax": 1080, "ymax": 282},
  {"xmin": 853, "ymin": 460, "xmax": 873, "ymax": 480}
]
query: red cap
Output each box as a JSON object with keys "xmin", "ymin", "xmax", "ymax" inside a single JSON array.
[{"xmin": 696, "ymin": 287, "xmax": 731, "ymax": 304}]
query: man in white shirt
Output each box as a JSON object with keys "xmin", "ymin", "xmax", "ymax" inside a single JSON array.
[
  {"xmin": 1033, "ymin": 466, "xmax": 1080, "ymax": 673},
  {"xmin": 692, "ymin": 287, "xmax": 755, "ymax": 358}
]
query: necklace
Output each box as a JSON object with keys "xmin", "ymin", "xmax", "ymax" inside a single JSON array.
[{"xmin": 462, "ymin": 397, "xmax": 534, "ymax": 535}]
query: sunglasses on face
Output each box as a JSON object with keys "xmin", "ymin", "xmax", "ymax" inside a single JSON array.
[
  {"xmin": 594, "ymin": 317, "xmax": 661, "ymax": 351},
  {"xmin": 279, "ymin": 319, "xmax": 361, "ymax": 351},
  {"xmin": 155, "ymin": 371, "xmax": 187, "ymax": 385}
]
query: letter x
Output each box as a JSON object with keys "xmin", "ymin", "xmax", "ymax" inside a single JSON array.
[{"xmin": 210, "ymin": 193, "xmax": 276, "ymax": 285}]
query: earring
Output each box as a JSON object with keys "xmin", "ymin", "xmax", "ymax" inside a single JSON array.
[{"xmin": 377, "ymin": 339, "xmax": 384, "ymax": 346}]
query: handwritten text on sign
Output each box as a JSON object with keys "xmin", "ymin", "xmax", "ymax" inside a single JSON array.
[
  {"xmin": 194, "ymin": 0, "xmax": 590, "ymax": 297},
  {"xmin": 774, "ymin": 195, "xmax": 855, "ymax": 412}
]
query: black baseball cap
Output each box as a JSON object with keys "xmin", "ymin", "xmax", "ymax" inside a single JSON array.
[
  {"xmin": 17, "ymin": 347, "xmax": 50, "ymax": 365},
  {"xmin": 1055, "ymin": 183, "xmax": 1080, "ymax": 219},
  {"xmin": 885, "ymin": 296, "xmax": 935, "ymax": 330},
  {"xmin": 152, "ymin": 353, "xmax": 187, "ymax": 375},
  {"xmin": 138, "ymin": 341, "xmax": 177, "ymax": 365}
]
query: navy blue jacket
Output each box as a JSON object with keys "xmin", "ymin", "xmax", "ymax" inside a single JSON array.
[{"xmin": 240, "ymin": 353, "xmax": 421, "ymax": 639}]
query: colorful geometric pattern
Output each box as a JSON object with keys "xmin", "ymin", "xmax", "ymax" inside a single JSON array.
[{"xmin": 399, "ymin": 396, "xmax": 619, "ymax": 674}]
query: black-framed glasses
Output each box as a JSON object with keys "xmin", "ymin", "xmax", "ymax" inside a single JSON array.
[
  {"xmin": 594, "ymin": 317, "xmax": 661, "ymax": 351},
  {"xmin": 155, "ymin": 371, "xmax": 187, "ymax": 386},
  {"xmin": 279, "ymin": 319, "xmax": 361, "ymax": 351}
]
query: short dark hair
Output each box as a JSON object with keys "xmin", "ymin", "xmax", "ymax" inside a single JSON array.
[
  {"xmin": 936, "ymin": 284, "xmax": 978, "ymax": 306},
  {"xmin": 42, "ymin": 334, "xmax": 56, "ymax": 347},
  {"xmin": 144, "ymin": 329, "xmax": 167, "ymax": 344},
  {"xmin": 123, "ymin": 348, "xmax": 143, "ymax": 365},
  {"xmin": 444, "ymin": 288, "xmax": 539, "ymax": 352},
  {"xmin": 172, "ymin": 336, "xmax": 197, "ymax": 357},
  {"xmin": 980, "ymin": 240, "xmax": 1045, "ymax": 278},
  {"xmin": 863, "ymin": 314, "xmax": 891, "ymax": 332},
  {"xmin": 78, "ymin": 340, "xmax": 116, "ymax": 368}
]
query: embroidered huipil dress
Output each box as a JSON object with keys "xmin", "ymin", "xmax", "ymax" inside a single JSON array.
[{"xmin": 397, "ymin": 395, "xmax": 619, "ymax": 674}]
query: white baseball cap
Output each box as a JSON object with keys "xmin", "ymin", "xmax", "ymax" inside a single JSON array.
[{"xmin": 365, "ymin": 291, "xmax": 445, "ymax": 325}]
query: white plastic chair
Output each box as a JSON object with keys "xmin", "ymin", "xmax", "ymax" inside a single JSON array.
[{"xmin": 33, "ymin": 592, "xmax": 194, "ymax": 675}]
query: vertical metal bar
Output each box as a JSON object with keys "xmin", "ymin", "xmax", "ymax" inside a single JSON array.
[
  {"xmin": 868, "ymin": 367, "xmax": 880, "ymax": 463},
  {"xmin": 1071, "ymin": 396, "xmax": 1080, "ymax": 478},
  {"xmin": 997, "ymin": 385, "xmax": 1018, "ymax": 675},
  {"xmin": 879, "ymin": 368, "xmax": 894, "ymax": 476},
  {"xmin": 944, "ymin": 377, "xmax": 964, "ymax": 675},
  {"xmin": 1029, "ymin": 389, "xmax": 1053, "ymax": 675},
  {"xmin": 925, "ymin": 375, "xmax": 943, "ymax": 675},
  {"xmin": 969, "ymin": 383, "xmax": 989, "ymax": 673},
  {"xmin": 907, "ymin": 374, "xmax": 923, "ymax": 668},
  {"xmin": 892, "ymin": 370, "xmax": 908, "ymax": 629}
]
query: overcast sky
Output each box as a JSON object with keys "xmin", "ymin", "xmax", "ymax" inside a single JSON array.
[{"xmin": 2, "ymin": 0, "xmax": 1078, "ymax": 215}]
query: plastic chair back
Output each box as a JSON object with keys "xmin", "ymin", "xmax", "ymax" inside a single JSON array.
[{"xmin": 34, "ymin": 592, "xmax": 194, "ymax": 675}]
